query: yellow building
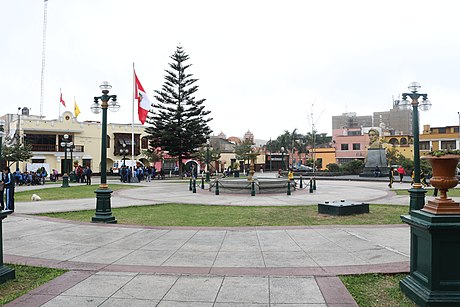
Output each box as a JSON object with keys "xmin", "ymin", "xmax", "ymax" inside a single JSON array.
[
  {"xmin": 420, "ymin": 124, "xmax": 460, "ymax": 155},
  {"xmin": 311, "ymin": 147, "xmax": 336, "ymax": 170},
  {"xmin": 2, "ymin": 110, "xmax": 149, "ymax": 174},
  {"xmin": 382, "ymin": 135, "xmax": 414, "ymax": 160}
]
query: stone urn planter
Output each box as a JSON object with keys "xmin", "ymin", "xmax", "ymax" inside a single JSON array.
[{"xmin": 422, "ymin": 153, "xmax": 460, "ymax": 214}]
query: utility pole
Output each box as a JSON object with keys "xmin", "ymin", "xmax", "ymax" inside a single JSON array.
[{"xmin": 39, "ymin": 0, "xmax": 49, "ymax": 118}]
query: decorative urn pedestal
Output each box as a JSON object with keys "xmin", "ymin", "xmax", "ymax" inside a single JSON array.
[{"xmin": 400, "ymin": 154, "xmax": 460, "ymax": 306}]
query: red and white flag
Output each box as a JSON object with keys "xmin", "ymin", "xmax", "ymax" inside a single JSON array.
[
  {"xmin": 134, "ymin": 71, "xmax": 151, "ymax": 124},
  {"xmin": 60, "ymin": 90, "xmax": 66, "ymax": 107}
]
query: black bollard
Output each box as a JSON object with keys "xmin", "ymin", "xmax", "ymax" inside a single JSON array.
[
  {"xmin": 287, "ymin": 180, "xmax": 291, "ymax": 195},
  {"xmin": 313, "ymin": 178, "xmax": 317, "ymax": 190},
  {"xmin": 201, "ymin": 176, "xmax": 205, "ymax": 189},
  {"xmin": 251, "ymin": 180, "xmax": 255, "ymax": 196},
  {"xmin": 192, "ymin": 179, "xmax": 196, "ymax": 193},
  {"xmin": 309, "ymin": 179, "xmax": 313, "ymax": 193},
  {"xmin": 299, "ymin": 175, "xmax": 303, "ymax": 189},
  {"xmin": 189, "ymin": 178, "xmax": 192, "ymax": 191},
  {"xmin": 215, "ymin": 180, "xmax": 220, "ymax": 195}
]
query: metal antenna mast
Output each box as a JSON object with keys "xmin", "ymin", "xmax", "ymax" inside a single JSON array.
[{"xmin": 39, "ymin": 0, "xmax": 49, "ymax": 117}]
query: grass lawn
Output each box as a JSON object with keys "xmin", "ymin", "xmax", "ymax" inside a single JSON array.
[
  {"xmin": 394, "ymin": 187, "xmax": 460, "ymax": 196},
  {"xmin": 340, "ymin": 273, "xmax": 416, "ymax": 307},
  {"xmin": 0, "ymin": 264, "xmax": 66, "ymax": 305},
  {"xmin": 39, "ymin": 203, "xmax": 408, "ymax": 226},
  {"xmin": 15, "ymin": 184, "xmax": 141, "ymax": 202}
]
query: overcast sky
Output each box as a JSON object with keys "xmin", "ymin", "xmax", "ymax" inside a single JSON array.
[{"xmin": 1, "ymin": 0, "xmax": 459, "ymax": 141}]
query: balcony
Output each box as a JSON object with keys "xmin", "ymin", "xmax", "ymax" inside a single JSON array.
[{"xmin": 31, "ymin": 144, "xmax": 85, "ymax": 152}]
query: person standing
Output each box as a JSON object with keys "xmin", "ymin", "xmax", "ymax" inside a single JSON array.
[
  {"xmin": 0, "ymin": 171, "xmax": 4, "ymax": 210},
  {"xmin": 4, "ymin": 167, "xmax": 14, "ymax": 211},
  {"xmin": 85, "ymin": 166, "xmax": 92, "ymax": 185},
  {"xmin": 397, "ymin": 166, "xmax": 405, "ymax": 183},
  {"xmin": 388, "ymin": 169, "xmax": 394, "ymax": 188}
]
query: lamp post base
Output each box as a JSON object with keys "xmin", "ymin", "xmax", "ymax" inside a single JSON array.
[
  {"xmin": 91, "ymin": 187, "xmax": 117, "ymax": 224},
  {"xmin": 401, "ymin": 210, "xmax": 460, "ymax": 306},
  {"xmin": 0, "ymin": 265, "xmax": 15, "ymax": 284},
  {"xmin": 61, "ymin": 174, "xmax": 70, "ymax": 188},
  {"xmin": 409, "ymin": 186, "xmax": 427, "ymax": 212},
  {"xmin": 0, "ymin": 211, "xmax": 15, "ymax": 284}
]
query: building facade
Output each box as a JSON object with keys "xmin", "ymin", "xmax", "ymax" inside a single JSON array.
[
  {"xmin": 420, "ymin": 124, "xmax": 460, "ymax": 155},
  {"xmin": 1, "ymin": 110, "xmax": 148, "ymax": 174}
]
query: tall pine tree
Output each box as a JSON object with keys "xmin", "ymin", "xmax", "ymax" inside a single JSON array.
[{"xmin": 146, "ymin": 46, "xmax": 212, "ymax": 177}]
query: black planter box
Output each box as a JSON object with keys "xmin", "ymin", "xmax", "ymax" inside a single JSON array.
[{"xmin": 318, "ymin": 200, "xmax": 369, "ymax": 216}]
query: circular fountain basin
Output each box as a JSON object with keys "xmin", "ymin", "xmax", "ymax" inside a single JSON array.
[{"xmin": 210, "ymin": 177, "xmax": 293, "ymax": 194}]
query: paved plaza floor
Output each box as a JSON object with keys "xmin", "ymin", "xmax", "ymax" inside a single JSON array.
[{"xmin": 3, "ymin": 176, "xmax": 455, "ymax": 306}]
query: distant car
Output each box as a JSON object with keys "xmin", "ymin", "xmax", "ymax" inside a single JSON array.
[{"xmin": 292, "ymin": 165, "xmax": 313, "ymax": 172}]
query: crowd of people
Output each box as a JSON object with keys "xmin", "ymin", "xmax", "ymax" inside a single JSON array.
[
  {"xmin": 119, "ymin": 166, "xmax": 165, "ymax": 183},
  {"xmin": 13, "ymin": 167, "xmax": 48, "ymax": 186}
]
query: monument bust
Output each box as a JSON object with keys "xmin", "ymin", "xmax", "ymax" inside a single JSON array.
[{"xmin": 368, "ymin": 128, "xmax": 381, "ymax": 149}]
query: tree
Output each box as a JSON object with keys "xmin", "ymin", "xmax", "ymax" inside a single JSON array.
[
  {"xmin": 192, "ymin": 146, "xmax": 221, "ymax": 172},
  {"xmin": 2, "ymin": 142, "xmax": 33, "ymax": 167},
  {"xmin": 146, "ymin": 46, "xmax": 212, "ymax": 177},
  {"xmin": 142, "ymin": 148, "xmax": 163, "ymax": 165},
  {"xmin": 234, "ymin": 140, "xmax": 254, "ymax": 171}
]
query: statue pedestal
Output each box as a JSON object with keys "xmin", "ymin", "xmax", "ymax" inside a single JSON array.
[{"xmin": 360, "ymin": 148, "xmax": 389, "ymax": 177}]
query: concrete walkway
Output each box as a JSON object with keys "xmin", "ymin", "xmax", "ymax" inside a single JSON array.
[{"xmin": 3, "ymin": 178, "xmax": 450, "ymax": 306}]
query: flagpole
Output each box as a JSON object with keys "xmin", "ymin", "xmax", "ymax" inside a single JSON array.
[
  {"xmin": 132, "ymin": 63, "xmax": 135, "ymax": 169},
  {"xmin": 59, "ymin": 88, "xmax": 61, "ymax": 118}
]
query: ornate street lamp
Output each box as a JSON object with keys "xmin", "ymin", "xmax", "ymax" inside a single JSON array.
[
  {"xmin": 206, "ymin": 140, "xmax": 211, "ymax": 182},
  {"xmin": 60, "ymin": 134, "xmax": 73, "ymax": 188},
  {"xmin": 120, "ymin": 143, "xmax": 129, "ymax": 167},
  {"xmin": 398, "ymin": 81, "xmax": 432, "ymax": 212},
  {"xmin": 90, "ymin": 81, "xmax": 120, "ymax": 224},
  {"xmin": 280, "ymin": 146, "xmax": 285, "ymax": 171}
]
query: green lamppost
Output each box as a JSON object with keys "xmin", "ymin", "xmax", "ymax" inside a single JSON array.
[
  {"xmin": 397, "ymin": 82, "xmax": 460, "ymax": 306},
  {"xmin": 90, "ymin": 81, "xmax": 120, "ymax": 224},
  {"xmin": 280, "ymin": 146, "xmax": 285, "ymax": 171},
  {"xmin": 398, "ymin": 81, "xmax": 432, "ymax": 212},
  {"xmin": 206, "ymin": 140, "xmax": 210, "ymax": 182},
  {"xmin": 60, "ymin": 134, "xmax": 73, "ymax": 188},
  {"xmin": 120, "ymin": 143, "xmax": 128, "ymax": 167}
]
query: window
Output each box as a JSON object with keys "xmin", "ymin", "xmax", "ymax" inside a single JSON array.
[
  {"xmin": 352, "ymin": 143, "xmax": 360, "ymax": 150},
  {"xmin": 31, "ymin": 159, "xmax": 45, "ymax": 163},
  {"xmin": 341, "ymin": 144, "xmax": 349, "ymax": 150},
  {"xmin": 347, "ymin": 131, "xmax": 361, "ymax": 136},
  {"xmin": 438, "ymin": 128, "xmax": 446, "ymax": 134},
  {"xmin": 441, "ymin": 140, "xmax": 456, "ymax": 150},
  {"xmin": 420, "ymin": 141, "xmax": 430, "ymax": 150},
  {"xmin": 141, "ymin": 137, "xmax": 149, "ymax": 149},
  {"xmin": 316, "ymin": 158, "xmax": 323, "ymax": 169},
  {"xmin": 107, "ymin": 135, "xmax": 111, "ymax": 148},
  {"xmin": 400, "ymin": 138, "xmax": 408, "ymax": 145}
]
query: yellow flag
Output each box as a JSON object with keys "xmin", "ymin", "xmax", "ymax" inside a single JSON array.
[{"xmin": 74, "ymin": 98, "xmax": 81, "ymax": 117}]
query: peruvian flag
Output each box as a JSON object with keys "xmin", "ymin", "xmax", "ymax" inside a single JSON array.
[
  {"xmin": 134, "ymin": 70, "xmax": 151, "ymax": 124},
  {"xmin": 60, "ymin": 91, "xmax": 66, "ymax": 107}
]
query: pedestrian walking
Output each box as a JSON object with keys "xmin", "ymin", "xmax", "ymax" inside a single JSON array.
[
  {"xmin": 388, "ymin": 169, "xmax": 394, "ymax": 188},
  {"xmin": 397, "ymin": 166, "xmax": 405, "ymax": 183},
  {"xmin": 3, "ymin": 167, "xmax": 15, "ymax": 211},
  {"xmin": 85, "ymin": 166, "xmax": 92, "ymax": 185},
  {"xmin": 0, "ymin": 171, "xmax": 4, "ymax": 210}
]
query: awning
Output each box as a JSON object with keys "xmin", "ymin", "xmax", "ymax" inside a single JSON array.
[{"xmin": 118, "ymin": 138, "xmax": 135, "ymax": 146}]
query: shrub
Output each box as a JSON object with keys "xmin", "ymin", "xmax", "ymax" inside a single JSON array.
[{"xmin": 326, "ymin": 163, "xmax": 340, "ymax": 172}]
